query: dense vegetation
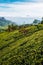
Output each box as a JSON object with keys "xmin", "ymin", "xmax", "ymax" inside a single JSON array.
[{"xmin": 0, "ymin": 24, "xmax": 43, "ymax": 65}]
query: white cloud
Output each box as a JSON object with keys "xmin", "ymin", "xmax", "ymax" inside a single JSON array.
[
  {"xmin": 0, "ymin": 2, "xmax": 43, "ymax": 18},
  {"xmin": 34, "ymin": 0, "xmax": 43, "ymax": 2}
]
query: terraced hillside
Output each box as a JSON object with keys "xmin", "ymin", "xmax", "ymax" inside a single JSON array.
[{"xmin": 0, "ymin": 24, "xmax": 43, "ymax": 65}]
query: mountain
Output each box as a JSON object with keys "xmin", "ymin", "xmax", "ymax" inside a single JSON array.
[
  {"xmin": 33, "ymin": 19, "xmax": 41, "ymax": 25},
  {"xmin": 0, "ymin": 24, "xmax": 43, "ymax": 65},
  {"xmin": 0, "ymin": 17, "xmax": 15, "ymax": 26}
]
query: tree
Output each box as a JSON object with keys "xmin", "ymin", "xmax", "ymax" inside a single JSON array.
[
  {"xmin": 41, "ymin": 17, "xmax": 43, "ymax": 24},
  {"xmin": 33, "ymin": 19, "xmax": 40, "ymax": 25},
  {"xmin": 11, "ymin": 24, "xmax": 15, "ymax": 30},
  {"xmin": 8, "ymin": 25, "xmax": 12, "ymax": 32},
  {"xmin": 7, "ymin": 24, "xmax": 18, "ymax": 32}
]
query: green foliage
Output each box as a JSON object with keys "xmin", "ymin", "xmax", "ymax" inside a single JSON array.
[
  {"xmin": 41, "ymin": 17, "xmax": 43, "ymax": 24},
  {"xmin": 41, "ymin": 20, "xmax": 43, "ymax": 24},
  {"xmin": 7, "ymin": 24, "xmax": 18, "ymax": 32},
  {"xmin": 0, "ymin": 24, "xmax": 43, "ymax": 65},
  {"xmin": 33, "ymin": 19, "xmax": 40, "ymax": 25}
]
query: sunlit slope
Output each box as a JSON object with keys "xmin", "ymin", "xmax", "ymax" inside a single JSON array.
[{"xmin": 0, "ymin": 24, "xmax": 43, "ymax": 65}]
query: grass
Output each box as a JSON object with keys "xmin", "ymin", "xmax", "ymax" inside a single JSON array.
[{"xmin": 0, "ymin": 24, "xmax": 43, "ymax": 65}]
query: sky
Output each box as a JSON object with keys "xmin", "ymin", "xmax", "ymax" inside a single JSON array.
[
  {"xmin": 0, "ymin": 0, "xmax": 43, "ymax": 22},
  {"xmin": 0, "ymin": 0, "xmax": 43, "ymax": 3}
]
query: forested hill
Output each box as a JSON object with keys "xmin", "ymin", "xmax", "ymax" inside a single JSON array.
[
  {"xmin": 0, "ymin": 17, "xmax": 15, "ymax": 26},
  {"xmin": 0, "ymin": 24, "xmax": 43, "ymax": 65}
]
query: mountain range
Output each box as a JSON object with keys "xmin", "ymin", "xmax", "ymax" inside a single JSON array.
[
  {"xmin": 0, "ymin": 17, "xmax": 41, "ymax": 26},
  {"xmin": 0, "ymin": 17, "xmax": 15, "ymax": 26}
]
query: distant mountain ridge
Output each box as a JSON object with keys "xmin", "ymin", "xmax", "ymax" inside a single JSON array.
[
  {"xmin": 33, "ymin": 19, "xmax": 41, "ymax": 25},
  {"xmin": 0, "ymin": 17, "xmax": 41, "ymax": 26},
  {"xmin": 0, "ymin": 17, "xmax": 15, "ymax": 26}
]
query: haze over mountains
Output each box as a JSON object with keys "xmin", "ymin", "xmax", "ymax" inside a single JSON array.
[
  {"xmin": 6, "ymin": 17, "xmax": 41, "ymax": 25},
  {"xmin": 0, "ymin": 17, "xmax": 15, "ymax": 26},
  {"xmin": 0, "ymin": 17, "xmax": 41, "ymax": 26},
  {"xmin": 6, "ymin": 17, "xmax": 34, "ymax": 25}
]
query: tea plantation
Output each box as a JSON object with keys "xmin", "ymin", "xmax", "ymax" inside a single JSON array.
[{"xmin": 0, "ymin": 24, "xmax": 43, "ymax": 65}]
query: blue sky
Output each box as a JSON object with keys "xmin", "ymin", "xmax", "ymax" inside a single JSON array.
[{"xmin": 0, "ymin": 0, "xmax": 43, "ymax": 3}]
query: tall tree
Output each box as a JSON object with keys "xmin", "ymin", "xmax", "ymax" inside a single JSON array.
[{"xmin": 41, "ymin": 17, "xmax": 43, "ymax": 24}]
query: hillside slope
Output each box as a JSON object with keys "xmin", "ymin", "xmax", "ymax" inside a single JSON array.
[{"xmin": 0, "ymin": 24, "xmax": 43, "ymax": 65}]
